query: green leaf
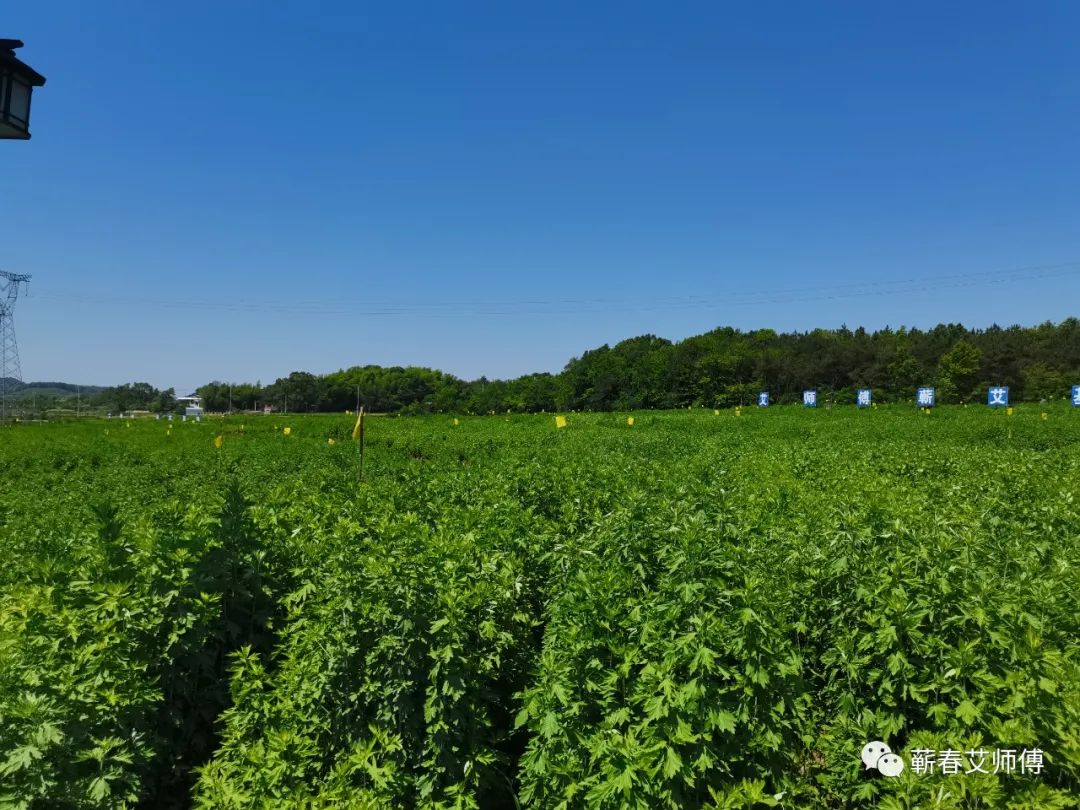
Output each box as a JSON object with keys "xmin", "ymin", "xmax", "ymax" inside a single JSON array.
[{"xmin": 955, "ymin": 699, "xmax": 980, "ymax": 724}]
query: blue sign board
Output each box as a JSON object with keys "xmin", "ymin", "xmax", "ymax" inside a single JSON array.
[
  {"xmin": 916, "ymin": 387, "xmax": 935, "ymax": 407},
  {"xmin": 1073, "ymin": 385, "xmax": 1080, "ymax": 407},
  {"xmin": 758, "ymin": 391, "xmax": 769, "ymax": 407},
  {"xmin": 803, "ymin": 390, "xmax": 817, "ymax": 407},
  {"xmin": 987, "ymin": 386, "xmax": 1009, "ymax": 407},
  {"xmin": 856, "ymin": 389, "xmax": 872, "ymax": 408}
]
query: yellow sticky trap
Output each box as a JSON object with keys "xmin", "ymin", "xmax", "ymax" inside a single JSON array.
[
  {"xmin": 214, "ymin": 435, "xmax": 223, "ymax": 449},
  {"xmin": 283, "ymin": 427, "xmax": 292, "ymax": 435},
  {"xmin": 1041, "ymin": 413, "xmax": 1048, "ymax": 420},
  {"xmin": 453, "ymin": 418, "xmax": 460, "ymax": 426},
  {"xmin": 328, "ymin": 437, "xmax": 336, "ymax": 445},
  {"xmin": 554, "ymin": 415, "xmax": 567, "ymax": 429},
  {"xmin": 1006, "ymin": 407, "xmax": 1014, "ymax": 416},
  {"xmin": 627, "ymin": 416, "xmax": 634, "ymax": 426},
  {"xmin": 714, "ymin": 409, "xmax": 720, "ymax": 416}
]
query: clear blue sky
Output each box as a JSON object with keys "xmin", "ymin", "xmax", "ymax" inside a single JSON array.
[{"xmin": 6, "ymin": 1, "xmax": 1080, "ymax": 394}]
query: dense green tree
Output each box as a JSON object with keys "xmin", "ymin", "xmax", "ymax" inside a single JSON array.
[
  {"xmin": 194, "ymin": 319, "xmax": 1080, "ymax": 415},
  {"xmin": 1023, "ymin": 362, "xmax": 1069, "ymax": 401},
  {"xmin": 95, "ymin": 382, "xmax": 163, "ymax": 413},
  {"xmin": 937, "ymin": 339, "xmax": 983, "ymax": 403},
  {"xmin": 150, "ymin": 387, "xmax": 176, "ymax": 413}
]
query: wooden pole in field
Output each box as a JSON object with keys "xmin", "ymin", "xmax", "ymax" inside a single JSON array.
[{"xmin": 353, "ymin": 406, "xmax": 366, "ymax": 481}]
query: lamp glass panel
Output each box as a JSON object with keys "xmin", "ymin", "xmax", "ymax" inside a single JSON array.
[{"xmin": 8, "ymin": 77, "xmax": 30, "ymax": 125}]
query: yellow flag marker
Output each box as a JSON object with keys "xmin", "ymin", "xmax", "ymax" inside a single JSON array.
[
  {"xmin": 351, "ymin": 408, "xmax": 365, "ymax": 441},
  {"xmin": 554, "ymin": 415, "xmax": 567, "ymax": 429},
  {"xmin": 627, "ymin": 416, "xmax": 634, "ymax": 426},
  {"xmin": 283, "ymin": 426, "xmax": 292, "ymax": 435},
  {"xmin": 214, "ymin": 435, "xmax": 223, "ymax": 449}
]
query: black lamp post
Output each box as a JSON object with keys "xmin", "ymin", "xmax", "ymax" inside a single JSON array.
[{"xmin": 0, "ymin": 39, "xmax": 46, "ymax": 140}]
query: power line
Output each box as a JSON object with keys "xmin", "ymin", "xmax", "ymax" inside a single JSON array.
[{"xmin": 24, "ymin": 260, "xmax": 1080, "ymax": 318}]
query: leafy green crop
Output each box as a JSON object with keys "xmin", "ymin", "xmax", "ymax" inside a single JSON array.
[{"xmin": 0, "ymin": 406, "xmax": 1077, "ymax": 808}]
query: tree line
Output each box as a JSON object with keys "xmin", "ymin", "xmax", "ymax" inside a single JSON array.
[{"xmin": 188, "ymin": 319, "xmax": 1080, "ymax": 414}]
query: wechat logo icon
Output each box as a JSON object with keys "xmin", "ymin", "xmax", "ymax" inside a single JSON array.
[{"xmin": 862, "ymin": 741, "xmax": 905, "ymax": 777}]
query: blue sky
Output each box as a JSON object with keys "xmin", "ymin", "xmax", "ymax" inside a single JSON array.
[{"xmin": 6, "ymin": 1, "xmax": 1080, "ymax": 393}]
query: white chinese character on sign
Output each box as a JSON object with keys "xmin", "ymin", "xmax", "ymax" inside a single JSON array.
[
  {"xmin": 803, "ymin": 390, "xmax": 817, "ymax": 407},
  {"xmin": 988, "ymin": 387, "xmax": 1008, "ymax": 406},
  {"xmin": 939, "ymin": 749, "xmax": 963, "ymax": 775},
  {"xmin": 758, "ymin": 392, "xmax": 769, "ymax": 407},
  {"xmin": 993, "ymin": 749, "xmax": 1017, "ymax": 774},
  {"xmin": 857, "ymin": 389, "xmax": 871, "ymax": 407},
  {"xmin": 911, "ymin": 748, "xmax": 937, "ymax": 774},
  {"xmin": 1072, "ymin": 386, "xmax": 1080, "ymax": 406},
  {"xmin": 917, "ymin": 387, "xmax": 935, "ymax": 407},
  {"xmin": 966, "ymin": 748, "xmax": 990, "ymax": 774},
  {"xmin": 1020, "ymin": 748, "xmax": 1044, "ymax": 775}
]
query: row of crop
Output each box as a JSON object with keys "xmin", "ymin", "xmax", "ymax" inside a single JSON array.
[
  {"xmin": 191, "ymin": 442, "xmax": 624, "ymax": 807},
  {"xmin": 515, "ymin": 492, "xmax": 817, "ymax": 808},
  {"xmin": 0, "ymin": 477, "xmax": 299, "ymax": 808},
  {"xmin": 795, "ymin": 442, "xmax": 1080, "ymax": 808}
]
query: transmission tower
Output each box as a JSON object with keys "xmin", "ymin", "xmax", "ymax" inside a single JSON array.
[{"xmin": 0, "ymin": 271, "xmax": 31, "ymax": 421}]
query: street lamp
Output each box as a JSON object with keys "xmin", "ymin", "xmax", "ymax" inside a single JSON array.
[{"xmin": 1, "ymin": 40, "xmax": 46, "ymax": 140}]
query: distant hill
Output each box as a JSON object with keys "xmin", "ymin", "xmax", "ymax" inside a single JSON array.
[{"xmin": 1, "ymin": 379, "xmax": 105, "ymax": 399}]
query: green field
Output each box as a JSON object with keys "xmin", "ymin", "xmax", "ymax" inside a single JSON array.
[{"xmin": 1, "ymin": 406, "xmax": 1078, "ymax": 809}]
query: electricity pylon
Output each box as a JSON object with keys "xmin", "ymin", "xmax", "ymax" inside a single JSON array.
[{"xmin": 0, "ymin": 271, "xmax": 31, "ymax": 421}]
